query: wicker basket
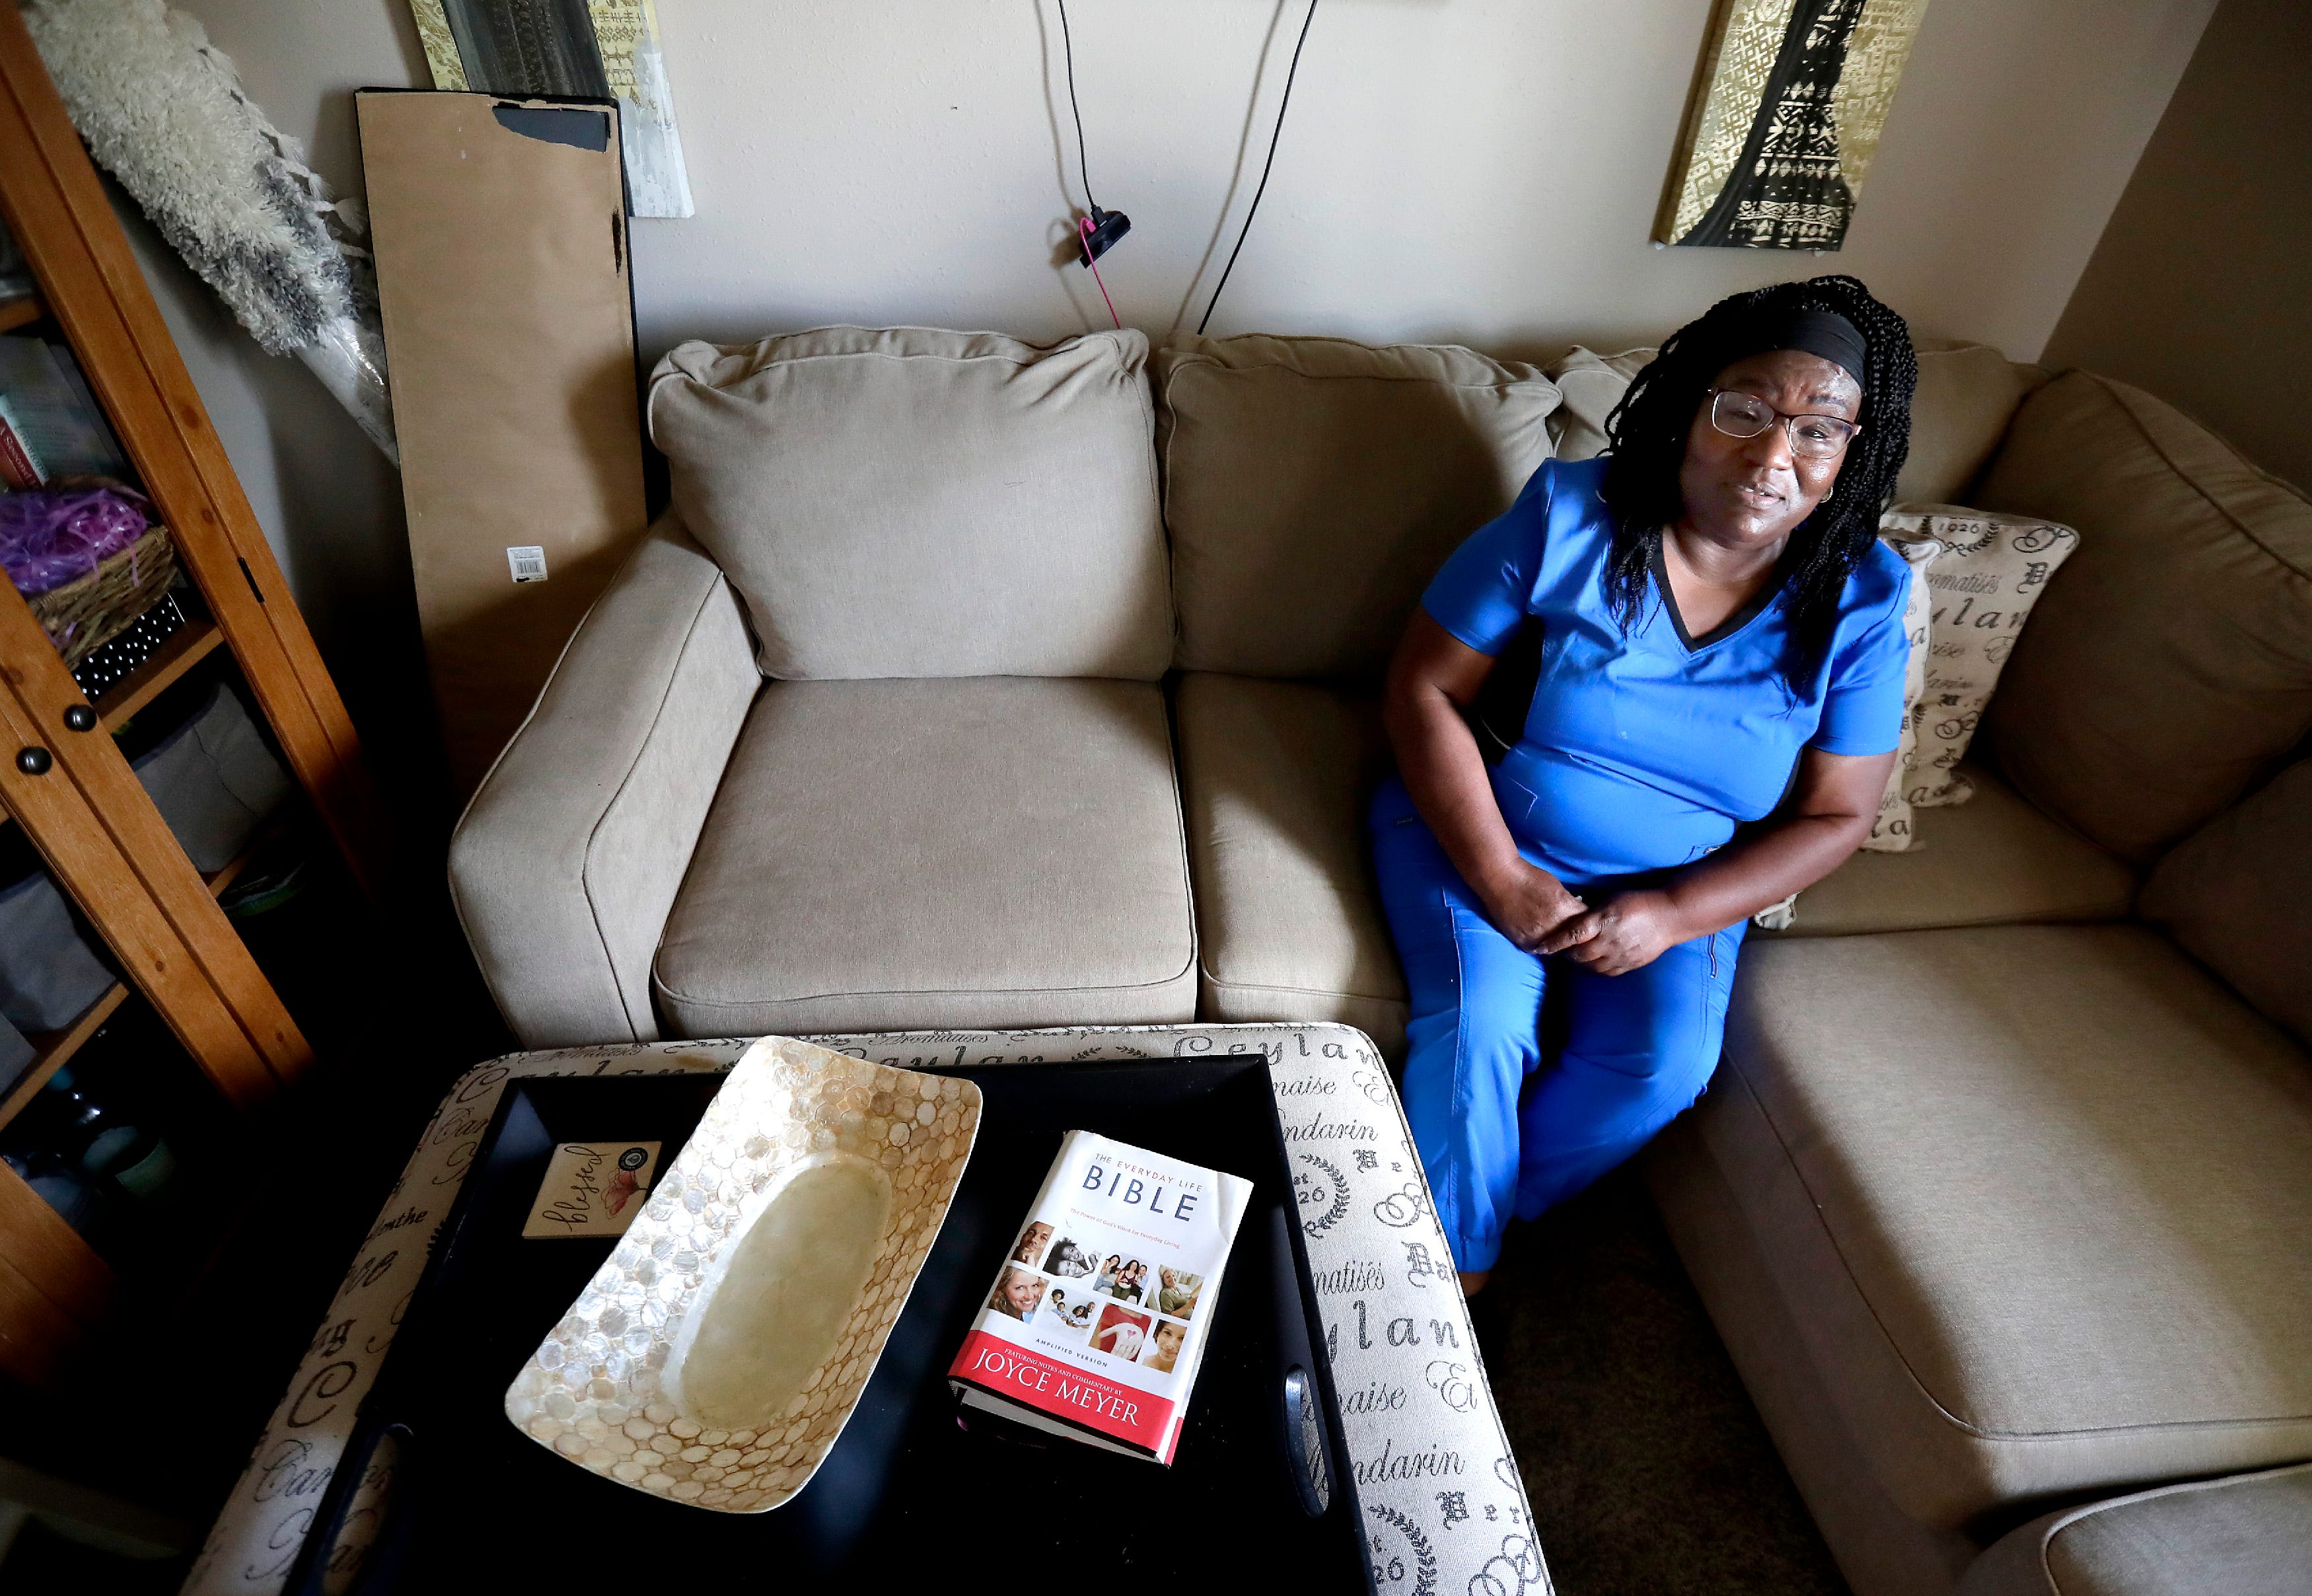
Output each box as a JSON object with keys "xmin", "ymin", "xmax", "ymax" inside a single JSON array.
[{"xmin": 28, "ymin": 525, "xmax": 176, "ymax": 669}]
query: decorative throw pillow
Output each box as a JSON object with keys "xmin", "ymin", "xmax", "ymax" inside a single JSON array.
[
  {"xmin": 1753, "ymin": 532, "xmax": 1935, "ymax": 927},
  {"xmin": 1856, "ymin": 534, "xmax": 1940, "ymax": 853},
  {"xmin": 1878, "ymin": 504, "xmax": 2083, "ymax": 807}
]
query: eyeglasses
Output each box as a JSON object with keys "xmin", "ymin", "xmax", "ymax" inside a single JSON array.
[{"xmin": 1706, "ymin": 389, "xmax": 1861, "ymax": 460}]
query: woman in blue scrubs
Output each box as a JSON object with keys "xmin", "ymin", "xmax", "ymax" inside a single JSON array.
[{"xmin": 1375, "ymin": 277, "xmax": 1917, "ymax": 1293}]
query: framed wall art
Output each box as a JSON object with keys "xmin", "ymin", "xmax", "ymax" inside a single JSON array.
[
  {"xmin": 404, "ymin": 0, "xmax": 694, "ymax": 217},
  {"xmin": 1656, "ymin": 0, "xmax": 1931, "ymax": 251}
]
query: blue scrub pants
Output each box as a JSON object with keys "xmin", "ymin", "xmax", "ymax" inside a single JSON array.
[{"xmin": 1370, "ymin": 780, "xmax": 1744, "ymax": 1274}]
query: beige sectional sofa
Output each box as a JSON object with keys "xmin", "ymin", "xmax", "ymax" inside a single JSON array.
[{"xmin": 450, "ymin": 324, "xmax": 2312, "ymax": 1593}]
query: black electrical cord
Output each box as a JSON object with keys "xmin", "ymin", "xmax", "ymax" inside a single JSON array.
[
  {"xmin": 1198, "ymin": 0, "xmax": 1320, "ymax": 336},
  {"xmin": 1056, "ymin": 0, "xmax": 1099, "ymax": 215}
]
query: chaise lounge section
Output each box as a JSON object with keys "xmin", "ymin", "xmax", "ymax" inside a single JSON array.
[{"xmin": 1647, "ymin": 369, "xmax": 2312, "ymax": 1595}]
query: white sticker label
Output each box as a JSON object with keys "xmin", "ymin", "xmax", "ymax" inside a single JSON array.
[{"xmin": 507, "ymin": 546, "xmax": 548, "ymax": 583}]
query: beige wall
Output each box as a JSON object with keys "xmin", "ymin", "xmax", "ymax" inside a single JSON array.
[
  {"xmin": 2044, "ymin": 0, "xmax": 2311, "ymax": 491},
  {"xmin": 181, "ymin": 0, "xmax": 2220, "ymax": 361},
  {"xmin": 108, "ymin": 0, "xmax": 2219, "ymax": 780},
  {"xmin": 114, "ymin": 191, "xmax": 439, "ymax": 789}
]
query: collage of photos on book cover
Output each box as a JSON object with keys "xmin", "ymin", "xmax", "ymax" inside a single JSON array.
[{"xmin": 986, "ymin": 1219, "xmax": 1204, "ymax": 1375}]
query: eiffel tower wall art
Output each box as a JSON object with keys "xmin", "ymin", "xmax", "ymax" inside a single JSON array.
[{"xmin": 1656, "ymin": 0, "xmax": 1931, "ymax": 251}]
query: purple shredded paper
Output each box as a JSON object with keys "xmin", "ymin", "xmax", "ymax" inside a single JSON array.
[{"xmin": 0, "ymin": 487, "xmax": 153, "ymax": 596}]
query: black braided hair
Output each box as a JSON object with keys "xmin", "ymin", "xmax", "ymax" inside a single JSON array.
[{"xmin": 1598, "ymin": 275, "xmax": 1916, "ymax": 680}]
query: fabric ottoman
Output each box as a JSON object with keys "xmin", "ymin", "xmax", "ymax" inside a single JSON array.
[{"xmin": 188, "ymin": 1025, "xmax": 1548, "ymax": 1596}]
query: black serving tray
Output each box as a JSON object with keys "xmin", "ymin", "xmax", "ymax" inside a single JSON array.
[{"xmin": 289, "ymin": 1056, "xmax": 1371, "ymax": 1592}]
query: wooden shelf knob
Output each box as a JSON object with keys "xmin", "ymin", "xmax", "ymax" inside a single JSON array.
[{"xmin": 62, "ymin": 705, "xmax": 94, "ymax": 732}]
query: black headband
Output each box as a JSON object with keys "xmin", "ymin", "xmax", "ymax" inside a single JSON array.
[{"xmin": 1731, "ymin": 307, "xmax": 1867, "ymax": 382}]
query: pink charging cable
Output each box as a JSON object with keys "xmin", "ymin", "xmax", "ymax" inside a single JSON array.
[{"xmin": 1079, "ymin": 216, "xmax": 1121, "ymax": 329}]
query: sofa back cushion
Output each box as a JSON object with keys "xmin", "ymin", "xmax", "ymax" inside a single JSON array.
[
  {"xmin": 1544, "ymin": 345, "xmax": 1651, "ymax": 462},
  {"xmin": 2140, "ymin": 759, "xmax": 2312, "ymax": 1048},
  {"xmin": 1976, "ymin": 372, "xmax": 2312, "ymax": 861},
  {"xmin": 648, "ymin": 326, "xmax": 1171, "ymax": 681},
  {"xmin": 1898, "ymin": 341, "xmax": 2037, "ymax": 504},
  {"xmin": 1544, "ymin": 340, "xmax": 2035, "ymax": 505},
  {"xmin": 1159, "ymin": 334, "xmax": 1557, "ymax": 681}
]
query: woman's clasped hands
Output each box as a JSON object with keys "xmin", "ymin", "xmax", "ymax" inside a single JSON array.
[{"xmin": 1478, "ymin": 860, "xmax": 1692, "ymax": 978}]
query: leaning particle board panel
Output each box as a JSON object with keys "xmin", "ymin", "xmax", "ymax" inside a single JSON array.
[{"xmin": 356, "ymin": 91, "xmax": 647, "ymax": 793}]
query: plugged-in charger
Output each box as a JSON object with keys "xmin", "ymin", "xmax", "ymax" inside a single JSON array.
[
  {"xmin": 1079, "ymin": 204, "xmax": 1131, "ymax": 266},
  {"xmin": 1052, "ymin": 0, "xmax": 1320, "ymax": 330}
]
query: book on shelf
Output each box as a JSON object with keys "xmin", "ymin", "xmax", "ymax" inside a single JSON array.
[
  {"xmin": 0, "ymin": 398, "xmax": 38, "ymax": 492},
  {"xmin": 0, "ymin": 335, "xmax": 131, "ymax": 490},
  {"xmin": 947, "ymin": 1129, "xmax": 1252, "ymax": 1464}
]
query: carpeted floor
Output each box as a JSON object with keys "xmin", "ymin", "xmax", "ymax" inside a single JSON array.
[
  {"xmin": 1481, "ymin": 1163, "xmax": 1850, "ymax": 1596},
  {"xmin": 0, "ymin": 819, "xmax": 513, "ymax": 1590}
]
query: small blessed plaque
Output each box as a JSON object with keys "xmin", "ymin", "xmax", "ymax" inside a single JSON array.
[{"xmin": 523, "ymin": 1142, "xmax": 661, "ymax": 1239}]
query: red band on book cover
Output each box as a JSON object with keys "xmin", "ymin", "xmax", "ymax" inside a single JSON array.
[
  {"xmin": 0, "ymin": 421, "xmax": 38, "ymax": 492},
  {"xmin": 950, "ymin": 1330, "xmax": 1172, "ymax": 1452}
]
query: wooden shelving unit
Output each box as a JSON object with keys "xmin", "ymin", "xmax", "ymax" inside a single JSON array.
[
  {"xmin": 0, "ymin": 0, "xmax": 392, "ymax": 1390},
  {"xmin": 92, "ymin": 616, "xmax": 223, "ymax": 731},
  {"xmin": 0, "ymin": 618, "xmax": 225, "ymax": 841},
  {"xmin": 0, "ymin": 986, "xmax": 127, "ymax": 1132},
  {"xmin": 0, "ymin": 815, "xmax": 288, "ymax": 1134}
]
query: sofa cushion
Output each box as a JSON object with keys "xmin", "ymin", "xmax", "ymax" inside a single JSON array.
[
  {"xmin": 647, "ymin": 326, "xmax": 1171, "ymax": 682},
  {"xmin": 1955, "ymin": 1463, "xmax": 2312, "ymax": 1596},
  {"xmin": 1544, "ymin": 345, "xmax": 1651, "ymax": 462},
  {"xmin": 1158, "ymin": 334, "xmax": 1556, "ymax": 681},
  {"xmin": 1759, "ymin": 761, "xmax": 2135, "ymax": 937},
  {"xmin": 1976, "ymin": 372, "xmax": 2312, "ymax": 861},
  {"xmin": 1544, "ymin": 340, "xmax": 2035, "ymax": 505},
  {"xmin": 1706, "ymin": 925, "xmax": 2312, "ymax": 1528},
  {"xmin": 653, "ymin": 676, "xmax": 1196, "ymax": 1034},
  {"xmin": 2140, "ymin": 758, "xmax": 2312, "ymax": 1047},
  {"xmin": 1172, "ymin": 673, "xmax": 1408, "ymax": 1052},
  {"xmin": 1896, "ymin": 341, "xmax": 2033, "ymax": 505},
  {"xmin": 1647, "ymin": 1121, "xmax": 1991, "ymax": 1596}
]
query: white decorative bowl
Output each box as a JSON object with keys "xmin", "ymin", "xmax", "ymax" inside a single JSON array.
[{"xmin": 503, "ymin": 1036, "xmax": 982, "ymax": 1511}]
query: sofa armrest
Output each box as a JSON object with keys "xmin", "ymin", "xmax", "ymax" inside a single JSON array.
[
  {"xmin": 451, "ymin": 514, "xmax": 758, "ymax": 1046},
  {"xmin": 1955, "ymin": 1462, "xmax": 2312, "ymax": 1596}
]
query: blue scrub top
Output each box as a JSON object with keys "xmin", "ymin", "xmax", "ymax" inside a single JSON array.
[{"xmin": 1420, "ymin": 457, "xmax": 1910, "ymax": 885}]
